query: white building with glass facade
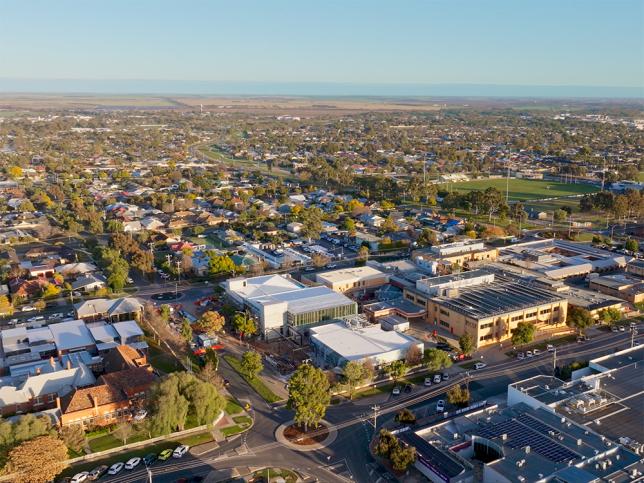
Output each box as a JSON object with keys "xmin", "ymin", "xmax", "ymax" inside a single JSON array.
[{"xmin": 223, "ymin": 274, "xmax": 357, "ymax": 338}]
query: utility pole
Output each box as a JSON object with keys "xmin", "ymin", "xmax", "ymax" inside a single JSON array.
[
  {"xmin": 370, "ymin": 405, "xmax": 380, "ymax": 430},
  {"xmin": 506, "ymin": 164, "xmax": 510, "ymax": 203},
  {"xmin": 175, "ymin": 260, "xmax": 181, "ymax": 299},
  {"xmin": 552, "ymin": 348, "xmax": 557, "ymax": 376}
]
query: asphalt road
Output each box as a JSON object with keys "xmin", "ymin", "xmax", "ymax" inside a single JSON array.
[{"xmin": 86, "ymin": 326, "xmax": 642, "ymax": 483}]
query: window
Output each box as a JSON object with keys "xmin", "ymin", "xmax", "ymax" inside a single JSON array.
[
  {"xmin": 479, "ymin": 334, "xmax": 494, "ymax": 341},
  {"xmin": 525, "ymin": 312, "xmax": 537, "ymax": 319},
  {"xmin": 540, "ymin": 308, "xmax": 551, "ymax": 315},
  {"xmin": 480, "ymin": 322, "xmax": 494, "ymax": 329},
  {"xmin": 553, "ymin": 306, "xmax": 560, "ymax": 312},
  {"xmin": 511, "ymin": 315, "xmax": 522, "ymax": 322},
  {"xmin": 440, "ymin": 309, "xmax": 450, "ymax": 316},
  {"xmin": 439, "ymin": 320, "xmax": 450, "ymax": 328}
]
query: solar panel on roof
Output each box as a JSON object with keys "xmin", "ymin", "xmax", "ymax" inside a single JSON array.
[{"xmin": 474, "ymin": 417, "xmax": 579, "ymax": 463}]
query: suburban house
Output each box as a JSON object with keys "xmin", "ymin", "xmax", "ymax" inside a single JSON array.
[{"xmin": 75, "ymin": 297, "xmax": 144, "ymax": 322}]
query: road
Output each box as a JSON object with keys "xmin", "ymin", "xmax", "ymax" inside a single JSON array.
[{"xmin": 87, "ymin": 326, "xmax": 642, "ymax": 483}]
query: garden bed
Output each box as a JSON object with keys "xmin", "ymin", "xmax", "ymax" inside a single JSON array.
[{"xmin": 283, "ymin": 423, "xmax": 328, "ymax": 445}]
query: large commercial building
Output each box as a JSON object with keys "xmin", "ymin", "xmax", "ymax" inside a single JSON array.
[
  {"xmin": 404, "ymin": 271, "xmax": 567, "ymax": 348},
  {"xmin": 396, "ymin": 347, "xmax": 644, "ymax": 483},
  {"xmin": 223, "ymin": 274, "xmax": 357, "ymax": 338},
  {"xmin": 412, "ymin": 241, "xmax": 498, "ymax": 269},
  {"xmin": 314, "ymin": 264, "xmax": 389, "ymax": 293},
  {"xmin": 588, "ymin": 273, "xmax": 644, "ymax": 304},
  {"xmin": 309, "ymin": 319, "xmax": 423, "ymax": 369}
]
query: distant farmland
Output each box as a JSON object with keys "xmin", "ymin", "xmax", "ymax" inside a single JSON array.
[{"xmin": 438, "ymin": 178, "xmax": 600, "ymax": 202}]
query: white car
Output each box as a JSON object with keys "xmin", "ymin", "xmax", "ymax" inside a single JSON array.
[
  {"xmin": 424, "ymin": 377, "xmax": 432, "ymax": 386},
  {"xmin": 547, "ymin": 345, "xmax": 555, "ymax": 352},
  {"xmin": 173, "ymin": 445, "xmax": 190, "ymax": 458},
  {"xmin": 532, "ymin": 349, "xmax": 541, "ymax": 356},
  {"xmin": 127, "ymin": 277, "xmax": 134, "ymax": 284},
  {"xmin": 433, "ymin": 374, "xmax": 442, "ymax": 384},
  {"xmin": 124, "ymin": 457, "xmax": 141, "ymax": 470},
  {"xmin": 392, "ymin": 386, "xmax": 401, "ymax": 396},
  {"xmin": 517, "ymin": 352, "xmax": 525, "ymax": 360},
  {"xmin": 21, "ymin": 305, "xmax": 37, "ymax": 312},
  {"xmin": 133, "ymin": 409, "xmax": 148, "ymax": 421},
  {"xmin": 526, "ymin": 350, "xmax": 533, "ymax": 358},
  {"xmin": 436, "ymin": 400, "xmax": 445, "ymax": 412},
  {"xmin": 108, "ymin": 462, "xmax": 124, "ymax": 475},
  {"xmin": 474, "ymin": 362, "xmax": 487, "ymax": 370},
  {"xmin": 71, "ymin": 472, "xmax": 89, "ymax": 483}
]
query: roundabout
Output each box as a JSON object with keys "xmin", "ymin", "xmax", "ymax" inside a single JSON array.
[{"xmin": 274, "ymin": 419, "xmax": 337, "ymax": 452}]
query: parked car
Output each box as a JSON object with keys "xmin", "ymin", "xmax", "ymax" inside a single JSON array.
[
  {"xmin": 526, "ymin": 350, "xmax": 534, "ymax": 358},
  {"xmin": 547, "ymin": 344, "xmax": 555, "ymax": 352},
  {"xmin": 619, "ymin": 325, "xmax": 626, "ymax": 332},
  {"xmin": 125, "ymin": 457, "xmax": 141, "ymax": 470},
  {"xmin": 88, "ymin": 465, "xmax": 108, "ymax": 481},
  {"xmin": 143, "ymin": 453, "xmax": 157, "ymax": 466},
  {"xmin": 173, "ymin": 445, "xmax": 190, "ymax": 458},
  {"xmin": 158, "ymin": 449, "xmax": 173, "ymax": 461},
  {"xmin": 433, "ymin": 374, "xmax": 442, "ymax": 384},
  {"xmin": 404, "ymin": 383, "xmax": 412, "ymax": 393},
  {"xmin": 326, "ymin": 264, "xmax": 338, "ymax": 269},
  {"xmin": 442, "ymin": 373, "xmax": 449, "ymax": 381},
  {"xmin": 436, "ymin": 400, "xmax": 445, "ymax": 412},
  {"xmin": 21, "ymin": 305, "xmax": 37, "ymax": 312},
  {"xmin": 517, "ymin": 352, "xmax": 525, "ymax": 360},
  {"xmin": 474, "ymin": 362, "xmax": 487, "ymax": 370},
  {"xmin": 71, "ymin": 472, "xmax": 89, "ymax": 483},
  {"xmin": 108, "ymin": 462, "xmax": 124, "ymax": 475},
  {"xmin": 392, "ymin": 386, "xmax": 401, "ymax": 396},
  {"xmin": 133, "ymin": 409, "xmax": 148, "ymax": 421},
  {"xmin": 424, "ymin": 377, "xmax": 432, "ymax": 386},
  {"xmin": 532, "ymin": 349, "xmax": 541, "ymax": 356},
  {"xmin": 611, "ymin": 326, "xmax": 619, "ymax": 333}
]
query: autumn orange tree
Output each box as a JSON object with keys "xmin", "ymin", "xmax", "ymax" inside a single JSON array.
[{"xmin": 6, "ymin": 435, "xmax": 68, "ymax": 483}]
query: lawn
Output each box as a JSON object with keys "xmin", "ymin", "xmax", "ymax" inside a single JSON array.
[
  {"xmin": 253, "ymin": 468, "xmax": 299, "ymax": 483},
  {"xmin": 225, "ymin": 397, "xmax": 244, "ymax": 415},
  {"xmin": 200, "ymin": 145, "xmax": 292, "ymax": 179},
  {"xmin": 439, "ymin": 178, "xmax": 599, "ymax": 202},
  {"xmin": 223, "ymin": 355, "xmax": 283, "ymax": 403}
]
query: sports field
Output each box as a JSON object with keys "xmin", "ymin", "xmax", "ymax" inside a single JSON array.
[{"xmin": 439, "ymin": 178, "xmax": 599, "ymax": 201}]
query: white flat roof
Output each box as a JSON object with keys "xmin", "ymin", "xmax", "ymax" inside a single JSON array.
[
  {"xmin": 112, "ymin": 320, "xmax": 144, "ymax": 340},
  {"xmin": 310, "ymin": 322, "xmax": 419, "ymax": 361},
  {"xmin": 229, "ymin": 274, "xmax": 303, "ymax": 299},
  {"xmin": 316, "ymin": 265, "xmax": 386, "ymax": 285},
  {"xmin": 49, "ymin": 320, "xmax": 95, "ymax": 351},
  {"xmin": 251, "ymin": 285, "xmax": 355, "ymax": 314}
]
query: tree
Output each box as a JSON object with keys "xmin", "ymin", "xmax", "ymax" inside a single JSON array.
[
  {"xmin": 208, "ymin": 254, "xmax": 240, "ymax": 277},
  {"xmin": 311, "ymin": 252, "xmax": 330, "ymax": 268},
  {"xmin": 358, "ymin": 245, "xmax": 369, "ymax": 261},
  {"xmin": 59, "ymin": 424, "xmax": 85, "ymax": 453},
  {"xmin": 7, "ymin": 435, "xmax": 68, "ymax": 483},
  {"xmin": 300, "ymin": 207, "xmax": 323, "ymax": 241},
  {"xmin": 0, "ymin": 295, "xmax": 14, "ymax": 316},
  {"xmin": 41, "ymin": 283, "xmax": 61, "ymax": 299},
  {"xmin": 33, "ymin": 299, "xmax": 46, "ymax": 310},
  {"xmin": 389, "ymin": 444, "xmax": 416, "ymax": 472},
  {"xmin": 416, "ymin": 228, "xmax": 437, "ymax": 247},
  {"xmin": 385, "ymin": 360, "xmax": 408, "ymax": 382},
  {"xmin": 7, "ymin": 165, "xmax": 23, "ymax": 179},
  {"xmin": 459, "ymin": 333, "xmax": 474, "ymax": 355},
  {"xmin": 342, "ymin": 360, "xmax": 367, "ymax": 399},
  {"xmin": 240, "ymin": 350, "xmax": 263, "ymax": 380},
  {"xmin": 566, "ymin": 306, "xmax": 594, "ymax": 334},
  {"xmin": 202, "ymin": 348, "xmax": 219, "ymax": 370},
  {"xmin": 180, "ymin": 319, "xmax": 193, "ymax": 342},
  {"xmin": 112, "ymin": 423, "xmax": 133, "ymax": 445},
  {"xmin": 198, "ymin": 310, "xmax": 225, "ymax": 334},
  {"xmin": 447, "ymin": 385, "xmax": 470, "ymax": 408},
  {"xmin": 183, "ymin": 375, "xmax": 225, "ymax": 425},
  {"xmin": 553, "ymin": 209, "xmax": 568, "ymax": 222},
  {"xmin": 287, "ymin": 364, "xmax": 331, "ymax": 432},
  {"xmin": 405, "ymin": 345, "xmax": 422, "ymax": 365},
  {"xmin": 625, "ymin": 239, "xmax": 639, "ymax": 253},
  {"xmin": 375, "ymin": 429, "xmax": 399, "ymax": 458},
  {"xmin": 423, "ymin": 349, "xmax": 453, "ymax": 372},
  {"xmin": 232, "ymin": 312, "xmax": 257, "ymax": 340},
  {"xmin": 106, "ymin": 220, "xmax": 124, "ymax": 233},
  {"xmin": 599, "ymin": 307, "xmax": 621, "ymax": 325},
  {"xmin": 198, "ymin": 361, "xmax": 223, "ymax": 389},
  {"xmin": 395, "ymin": 408, "xmax": 416, "ymax": 424},
  {"xmin": 511, "ymin": 321, "xmax": 536, "ymax": 345}
]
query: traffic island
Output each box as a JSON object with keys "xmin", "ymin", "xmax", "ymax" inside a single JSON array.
[{"xmin": 274, "ymin": 419, "xmax": 337, "ymax": 451}]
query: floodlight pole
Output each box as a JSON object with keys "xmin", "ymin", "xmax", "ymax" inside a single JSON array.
[{"xmin": 370, "ymin": 404, "xmax": 380, "ymax": 430}]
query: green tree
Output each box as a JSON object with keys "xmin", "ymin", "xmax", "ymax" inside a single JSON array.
[
  {"xmin": 300, "ymin": 207, "xmax": 323, "ymax": 241},
  {"xmin": 625, "ymin": 239, "xmax": 639, "ymax": 252},
  {"xmin": 287, "ymin": 364, "xmax": 331, "ymax": 432},
  {"xmin": 198, "ymin": 310, "xmax": 225, "ymax": 334},
  {"xmin": 112, "ymin": 423, "xmax": 133, "ymax": 445},
  {"xmin": 389, "ymin": 444, "xmax": 416, "ymax": 472},
  {"xmin": 458, "ymin": 333, "xmax": 474, "ymax": 355},
  {"xmin": 207, "ymin": 253, "xmax": 239, "ymax": 277},
  {"xmin": 358, "ymin": 245, "xmax": 369, "ymax": 261},
  {"xmin": 6, "ymin": 435, "xmax": 68, "ymax": 483},
  {"xmin": 446, "ymin": 385, "xmax": 470, "ymax": 408},
  {"xmin": 180, "ymin": 319, "xmax": 193, "ymax": 342},
  {"xmin": 202, "ymin": 348, "xmax": 219, "ymax": 370},
  {"xmin": 511, "ymin": 321, "xmax": 536, "ymax": 345},
  {"xmin": 423, "ymin": 349, "xmax": 453, "ymax": 372},
  {"xmin": 566, "ymin": 306, "xmax": 594, "ymax": 334},
  {"xmin": 106, "ymin": 220, "xmax": 124, "ymax": 233},
  {"xmin": 385, "ymin": 360, "xmax": 408, "ymax": 382},
  {"xmin": 375, "ymin": 429, "xmax": 398, "ymax": 458},
  {"xmin": 342, "ymin": 360, "xmax": 367, "ymax": 399},
  {"xmin": 240, "ymin": 350, "xmax": 263, "ymax": 380},
  {"xmin": 41, "ymin": 283, "xmax": 61, "ymax": 299},
  {"xmin": 183, "ymin": 375, "xmax": 225, "ymax": 425},
  {"xmin": 599, "ymin": 307, "xmax": 621, "ymax": 325},
  {"xmin": 395, "ymin": 408, "xmax": 416, "ymax": 424},
  {"xmin": 232, "ymin": 312, "xmax": 257, "ymax": 340}
]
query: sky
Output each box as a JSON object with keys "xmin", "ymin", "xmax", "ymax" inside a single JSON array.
[{"xmin": 1, "ymin": 0, "xmax": 643, "ymax": 97}]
